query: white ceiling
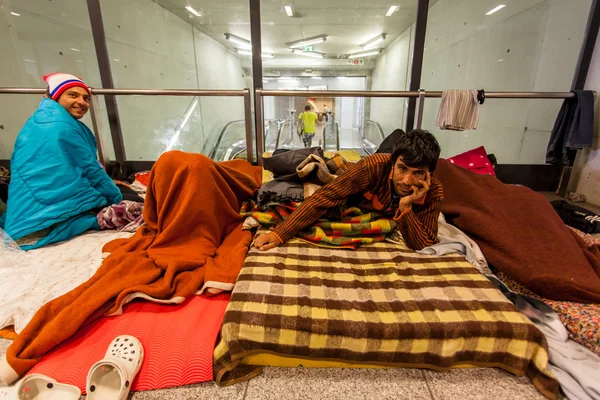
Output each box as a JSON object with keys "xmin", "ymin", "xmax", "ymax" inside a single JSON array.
[{"xmin": 155, "ymin": 0, "xmax": 430, "ymax": 69}]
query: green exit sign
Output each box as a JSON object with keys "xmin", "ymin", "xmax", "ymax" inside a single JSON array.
[{"xmin": 302, "ymin": 45, "xmax": 315, "ymax": 52}]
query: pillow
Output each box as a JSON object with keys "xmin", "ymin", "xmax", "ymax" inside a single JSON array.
[
  {"xmin": 447, "ymin": 146, "xmax": 496, "ymax": 176},
  {"xmin": 261, "ymin": 147, "xmax": 324, "ymax": 176}
]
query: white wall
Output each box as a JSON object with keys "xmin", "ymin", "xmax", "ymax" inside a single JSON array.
[
  {"xmin": 369, "ymin": 26, "xmax": 413, "ymax": 138},
  {"xmin": 418, "ymin": 0, "xmax": 590, "ymax": 164},
  {"xmin": 575, "ymin": 30, "xmax": 600, "ymax": 206}
]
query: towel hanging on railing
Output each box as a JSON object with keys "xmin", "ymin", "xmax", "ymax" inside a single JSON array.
[{"xmin": 435, "ymin": 89, "xmax": 479, "ymax": 131}]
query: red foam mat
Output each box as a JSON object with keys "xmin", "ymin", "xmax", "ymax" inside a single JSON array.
[{"xmin": 29, "ymin": 294, "xmax": 230, "ymax": 394}]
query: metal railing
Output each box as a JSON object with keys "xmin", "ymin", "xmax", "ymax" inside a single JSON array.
[
  {"xmin": 254, "ymin": 89, "xmax": 578, "ymax": 158},
  {"xmin": 2, "ymin": 87, "xmax": 582, "ymax": 169},
  {"xmin": 0, "ymin": 87, "xmax": 254, "ymax": 165}
]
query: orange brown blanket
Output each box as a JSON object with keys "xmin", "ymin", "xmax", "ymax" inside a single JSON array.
[
  {"xmin": 435, "ymin": 159, "xmax": 600, "ymax": 303},
  {"xmin": 0, "ymin": 151, "xmax": 261, "ymax": 384}
]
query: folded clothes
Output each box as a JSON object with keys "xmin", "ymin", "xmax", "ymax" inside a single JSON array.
[{"xmin": 257, "ymin": 180, "xmax": 304, "ymax": 208}]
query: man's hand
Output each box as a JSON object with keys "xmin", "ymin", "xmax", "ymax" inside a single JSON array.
[
  {"xmin": 399, "ymin": 171, "xmax": 430, "ymax": 211},
  {"xmin": 253, "ymin": 232, "xmax": 282, "ymax": 251}
]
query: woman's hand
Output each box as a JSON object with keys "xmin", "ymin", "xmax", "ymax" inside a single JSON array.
[{"xmin": 253, "ymin": 232, "xmax": 282, "ymax": 251}]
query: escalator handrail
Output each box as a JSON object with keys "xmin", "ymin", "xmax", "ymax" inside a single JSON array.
[
  {"xmin": 365, "ymin": 120, "xmax": 386, "ymax": 142},
  {"xmin": 208, "ymin": 119, "xmax": 245, "ymax": 159}
]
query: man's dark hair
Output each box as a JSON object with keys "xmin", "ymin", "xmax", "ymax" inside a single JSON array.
[
  {"xmin": 390, "ymin": 129, "xmax": 441, "ymax": 172},
  {"xmin": 305, "ymin": 105, "xmax": 311, "ymax": 111}
]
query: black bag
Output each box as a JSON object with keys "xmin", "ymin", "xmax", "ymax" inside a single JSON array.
[{"xmin": 551, "ymin": 200, "xmax": 600, "ymax": 234}]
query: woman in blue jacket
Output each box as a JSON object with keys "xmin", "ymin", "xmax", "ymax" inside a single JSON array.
[{"xmin": 0, "ymin": 73, "xmax": 122, "ymax": 249}]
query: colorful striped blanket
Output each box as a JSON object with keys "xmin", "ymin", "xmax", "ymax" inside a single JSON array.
[
  {"xmin": 214, "ymin": 235, "xmax": 559, "ymax": 399},
  {"xmin": 241, "ymin": 200, "xmax": 396, "ymax": 249}
]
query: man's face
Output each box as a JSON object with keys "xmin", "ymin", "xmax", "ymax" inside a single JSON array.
[
  {"xmin": 391, "ymin": 157, "xmax": 429, "ymax": 196},
  {"xmin": 57, "ymin": 87, "xmax": 90, "ymax": 119}
]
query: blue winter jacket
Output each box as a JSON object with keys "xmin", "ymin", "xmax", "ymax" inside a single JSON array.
[{"xmin": 0, "ymin": 98, "xmax": 122, "ymax": 249}]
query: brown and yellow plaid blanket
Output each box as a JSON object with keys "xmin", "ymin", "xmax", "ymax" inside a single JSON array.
[
  {"xmin": 214, "ymin": 236, "xmax": 559, "ymax": 398},
  {"xmin": 241, "ymin": 200, "xmax": 396, "ymax": 249}
]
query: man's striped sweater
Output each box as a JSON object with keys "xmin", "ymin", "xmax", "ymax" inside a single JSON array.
[{"xmin": 271, "ymin": 153, "xmax": 444, "ymax": 250}]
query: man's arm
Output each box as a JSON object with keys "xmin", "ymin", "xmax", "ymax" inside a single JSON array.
[
  {"xmin": 272, "ymin": 158, "xmax": 375, "ymax": 242},
  {"xmin": 255, "ymin": 156, "xmax": 386, "ymax": 250},
  {"xmin": 394, "ymin": 178, "xmax": 443, "ymax": 250}
]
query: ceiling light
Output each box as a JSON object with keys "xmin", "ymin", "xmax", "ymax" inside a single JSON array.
[
  {"xmin": 287, "ymin": 34, "xmax": 327, "ymax": 49},
  {"xmin": 10, "ymin": 12, "xmax": 20, "ymax": 16},
  {"xmin": 485, "ymin": 5, "xmax": 505, "ymax": 15},
  {"xmin": 236, "ymin": 49, "xmax": 275, "ymax": 58},
  {"xmin": 292, "ymin": 49, "xmax": 325, "ymax": 58},
  {"xmin": 311, "ymin": 76, "xmax": 322, "ymax": 80},
  {"xmin": 348, "ymin": 49, "xmax": 381, "ymax": 58},
  {"xmin": 225, "ymin": 33, "xmax": 251, "ymax": 49},
  {"xmin": 24, "ymin": 59, "xmax": 35, "ymax": 63},
  {"xmin": 385, "ymin": 5, "xmax": 398, "ymax": 16},
  {"xmin": 284, "ymin": 5, "xmax": 293, "ymax": 17},
  {"xmin": 263, "ymin": 79, "xmax": 269, "ymax": 83},
  {"xmin": 185, "ymin": 2, "xmax": 202, "ymax": 17},
  {"xmin": 361, "ymin": 33, "xmax": 387, "ymax": 50},
  {"xmin": 113, "ymin": 58, "xmax": 120, "ymax": 62},
  {"xmin": 71, "ymin": 48, "xmax": 81, "ymax": 52}
]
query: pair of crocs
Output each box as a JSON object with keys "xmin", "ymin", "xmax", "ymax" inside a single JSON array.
[{"xmin": 0, "ymin": 335, "xmax": 143, "ymax": 400}]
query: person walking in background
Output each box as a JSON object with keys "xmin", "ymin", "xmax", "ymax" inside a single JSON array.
[{"xmin": 298, "ymin": 104, "xmax": 318, "ymax": 148}]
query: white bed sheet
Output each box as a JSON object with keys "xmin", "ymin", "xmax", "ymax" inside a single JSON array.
[{"xmin": 0, "ymin": 230, "xmax": 132, "ymax": 333}]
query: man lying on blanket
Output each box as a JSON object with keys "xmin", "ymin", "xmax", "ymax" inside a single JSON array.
[{"xmin": 254, "ymin": 129, "xmax": 443, "ymax": 251}]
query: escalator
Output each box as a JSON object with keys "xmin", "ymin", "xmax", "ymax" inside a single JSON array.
[{"xmin": 209, "ymin": 118, "xmax": 387, "ymax": 162}]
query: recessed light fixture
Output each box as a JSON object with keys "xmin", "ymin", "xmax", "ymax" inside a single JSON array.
[
  {"xmin": 71, "ymin": 48, "xmax": 81, "ymax": 52},
  {"xmin": 225, "ymin": 33, "xmax": 252, "ymax": 49},
  {"xmin": 236, "ymin": 49, "xmax": 275, "ymax": 58},
  {"xmin": 10, "ymin": 12, "xmax": 21, "ymax": 16},
  {"xmin": 485, "ymin": 5, "xmax": 505, "ymax": 15},
  {"xmin": 24, "ymin": 59, "xmax": 35, "ymax": 63},
  {"xmin": 292, "ymin": 49, "xmax": 325, "ymax": 58},
  {"xmin": 113, "ymin": 59, "xmax": 120, "ymax": 62},
  {"xmin": 348, "ymin": 49, "xmax": 381, "ymax": 58},
  {"xmin": 361, "ymin": 33, "xmax": 387, "ymax": 50},
  {"xmin": 185, "ymin": 2, "xmax": 202, "ymax": 17},
  {"xmin": 385, "ymin": 5, "xmax": 398, "ymax": 16},
  {"xmin": 284, "ymin": 5, "xmax": 294, "ymax": 17},
  {"xmin": 287, "ymin": 34, "xmax": 327, "ymax": 49},
  {"xmin": 311, "ymin": 76, "xmax": 322, "ymax": 80},
  {"xmin": 498, "ymin": 58, "xmax": 504, "ymax": 62}
]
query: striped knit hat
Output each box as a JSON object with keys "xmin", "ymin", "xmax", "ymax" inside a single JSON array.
[{"xmin": 43, "ymin": 73, "xmax": 91, "ymax": 101}]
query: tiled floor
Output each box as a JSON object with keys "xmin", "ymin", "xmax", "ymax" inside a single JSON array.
[{"xmin": 1, "ymin": 337, "xmax": 547, "ymax": 400}]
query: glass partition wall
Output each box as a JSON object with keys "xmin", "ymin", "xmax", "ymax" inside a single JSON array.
[{"xmin": 1, "ymin": 0, "xmax": 597, "ymax": 178}]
